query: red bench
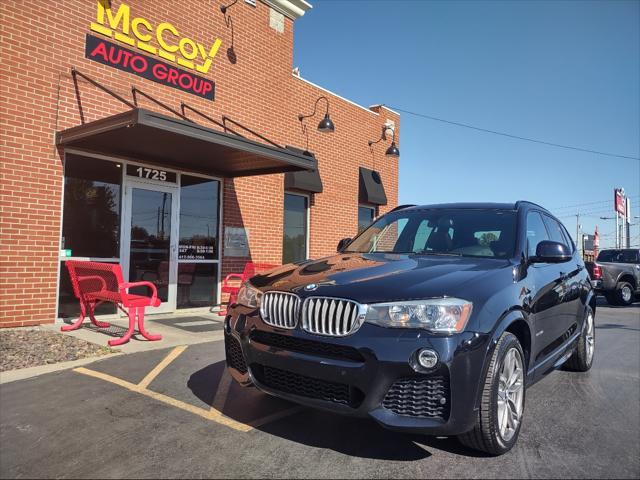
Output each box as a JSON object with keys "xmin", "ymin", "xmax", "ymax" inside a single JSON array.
[
  {"xmin": 219, "ymin": 262, "xmax": 278, "ymax": 315},
  {"xmin": 62, "ymin": 260, "xmax": 162, "ymax": 346}
]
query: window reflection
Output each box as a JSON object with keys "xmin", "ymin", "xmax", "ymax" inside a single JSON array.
[
  {"xmin": 129, "ymin": 189, "xmax": 172, "ymax": 302},
  {"xmin": 62, "ymin": 155, "xmax": 121, "ymax": 258},
  {"xmin": 179, "ymin": 175, "xmax": 219, "ymax": 260},
  {"xmin": 358, "ymin": 206, "xmax": 375, "ymax": 233},
  {"xmin": 59, "ymin": 155, "xmax": 121, "ymax": 318},
  {"xmin": 283, "ymin": 193, "xmax": 308, "ymax": 264},
  {"xmin": 176, "ymin": 263, "xmax": 218, "ymax": 308}
]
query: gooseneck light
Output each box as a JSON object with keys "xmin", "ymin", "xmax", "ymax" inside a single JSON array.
[
  {"xmin": 220, "ymin": 0, "xmax": 238, "ymax": 14},
  {"xmin": 368, "ymin": 127, "xmax": 400, "ymax": 158},
  {"xmin": 298, "ymin": 96, "xmax": 335, "ymax": 133}
]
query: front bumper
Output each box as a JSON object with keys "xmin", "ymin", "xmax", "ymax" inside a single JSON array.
[{"xmin": 224, "ymin": 306, "xmax": 491, "ymax": 436}]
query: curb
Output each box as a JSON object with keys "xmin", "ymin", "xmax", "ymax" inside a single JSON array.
[{"xmin": 0, "ymin": 351, "xmax": 123, "ymax": 385}]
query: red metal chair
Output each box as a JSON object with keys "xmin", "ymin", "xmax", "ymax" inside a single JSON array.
[
  {"xmin": 62, "ymin": 260, "xmax": 162, "ymax": 346},
  {"xmin": 219, "ymin": 262, "xmax": 278, "ymax": 315}
]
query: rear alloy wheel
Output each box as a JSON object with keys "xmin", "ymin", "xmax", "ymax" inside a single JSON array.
[
  {"xmin": 565, "ymin": 307, "xmax": 595, "ymax": 372},
  {"xmin": 458, "ymin": 332, "xmax": 525, "ymax": 455},
  {"xmin": 616, "ymin": 282, "xmax": 634, "ymax": 306}
]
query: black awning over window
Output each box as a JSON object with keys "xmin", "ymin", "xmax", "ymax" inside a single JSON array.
[
  {"xmin": 359, "ymin": 167, "xmax": 387, "ymax": 205},
  {"xmin": 56, "ymin": 108, "xmax": 317, "ymax": 177},
  {"xmin": 283, "ymin": 146, "xmax": 323, "ymax": 193}
]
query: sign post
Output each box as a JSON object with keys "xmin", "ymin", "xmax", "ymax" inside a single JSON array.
[{"xmin": 614, "ymin": 188, "xmax": 628, "ymax": 249}]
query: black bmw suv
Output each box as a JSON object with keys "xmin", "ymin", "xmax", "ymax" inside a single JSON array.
[{"xmin": 224, "ymin": 202, "xmax": 596, "ymax": 455}]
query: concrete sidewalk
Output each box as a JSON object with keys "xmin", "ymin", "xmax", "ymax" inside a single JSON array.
[
  {"xmin": 0, "ymin": 311, "xmax": 225, "ymax": 385},
  {"xmin": 49, "ymin": 311, "xmax": 226, "ymax": 353}
]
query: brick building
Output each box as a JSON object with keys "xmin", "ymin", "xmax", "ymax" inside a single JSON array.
[{"xmin": 0, "ymin": 0, "xmax": 399, "ymax": 327}]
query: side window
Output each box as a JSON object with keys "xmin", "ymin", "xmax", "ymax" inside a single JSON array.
[
  {"xmin": 543, "ymin": 215, "xmax": 569, "ymax": 249},
  {"xmin": 621, "ymin": 250, "xmax": 639, "ymax": 263},
  {"xmin": 559, "ymin": 224, "xmax": 575, "ymax": 252},
  {"xmin": 526, "ymin": 212, "xmax": 550, "ymax": 257}
]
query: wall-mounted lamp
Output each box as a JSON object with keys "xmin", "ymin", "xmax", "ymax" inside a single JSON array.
[
  {"xmin": 298, "ymin": 96, "xmax": 335, "ymax": 133},
  {"xmin": 369, "ymin": 127, "xmax": 400, "ymax": 157},
  {"xmin": 220, "ymin": 0, "xmax": 238, "ymax": 14}
]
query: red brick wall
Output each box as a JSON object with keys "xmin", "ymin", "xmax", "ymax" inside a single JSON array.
[{"xmin": 0, "ymin": 0, "xmax": 399, "ymax": 326}]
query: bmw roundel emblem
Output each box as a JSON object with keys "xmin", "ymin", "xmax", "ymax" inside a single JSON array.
[{"xmin": 305, "ymin": 283, "xmax": 318, "ymax": 291}]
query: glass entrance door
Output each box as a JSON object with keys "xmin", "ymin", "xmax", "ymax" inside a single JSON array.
[{"xmin": 122, "ymin": 181, "xmax": 179, "ymax": 313}]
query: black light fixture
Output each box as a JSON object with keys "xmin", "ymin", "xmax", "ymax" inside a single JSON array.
[
  {"xmin": 368, "ymin": 127, "xmax": 400, "ymax": 158},
  {"xmin": 298, "ymin": 96, "xmax": 335, "ymax": 133},
  {"xmin": 220, "ymin": 0, "xmax": 238, "ymax": 14}
]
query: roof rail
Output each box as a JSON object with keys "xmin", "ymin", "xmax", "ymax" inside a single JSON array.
[
  {"xmin": 389, "ymin": 204, "xmax": 416, "ymax": 213},
  {"xmin": 516, "ymin": 200, "xmax": 550, "ymax": 212}
]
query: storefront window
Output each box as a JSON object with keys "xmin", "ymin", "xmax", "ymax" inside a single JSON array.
[
  {"xmin": 61, "ymin": 155, "xmax": 122, "ymax": 258},
  {"xmin": 358, "ymin": 206, "xmax": 375, "ymax": 233},
  {"xmin": 58, "ymin": 154, "xmax": 122, "ymax": 318},
  {"xmin": 178, "ymin": 175, "xmax": 220, "ymax": 309},
  {"xmin": 179, "ymin": 175, "xmax": 219, "ymax": 260},
  {"xmin": 283, "ymin": 193, "xmax": 308, "ymax": 264}
]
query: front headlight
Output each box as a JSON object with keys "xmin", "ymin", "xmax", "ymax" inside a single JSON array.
[
  {"xmin": 364, "ymin": 298, "xmax": 472, "ymax": 334},
  {"xmin": 236, "ymin": 282, "xmax": 262, "ymax": 308}
]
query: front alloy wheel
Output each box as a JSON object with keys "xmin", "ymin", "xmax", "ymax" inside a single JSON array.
[
  {"xmin": 458, "ymin": 331, "xmax": 526, "ymax": 455},
  {"xmin": 497, "ymin": 348, "xmax": 524, "ymax": 442}
]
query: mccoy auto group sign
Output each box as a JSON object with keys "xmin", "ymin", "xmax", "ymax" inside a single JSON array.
[{"xmin": 86, "ymin": 0, "xmax": 221, "ymax": 100}]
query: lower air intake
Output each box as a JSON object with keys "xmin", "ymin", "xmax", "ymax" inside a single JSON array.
[{"xmin": 383, "ymin": 376, "xmax": 450, "ymax": 420}]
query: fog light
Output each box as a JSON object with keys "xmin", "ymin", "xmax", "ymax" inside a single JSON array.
[{"xmin": 418, "ymin": 349, "xmax": 439, "ymax": 369}]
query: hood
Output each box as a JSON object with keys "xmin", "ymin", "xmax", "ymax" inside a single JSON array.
[{"xmin": 250, "ymin": 252, "xmax": 512, "ymax": 304}]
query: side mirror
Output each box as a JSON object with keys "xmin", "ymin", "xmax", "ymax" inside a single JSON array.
[
  {"xmin": 337, "ymin": 237, "xmax": 352, "ymax": 252},
  {"xmin": 531, "ymin": 240, "xmax": 571, "ymax": 264}
]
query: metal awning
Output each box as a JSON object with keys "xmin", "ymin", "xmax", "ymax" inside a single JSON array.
[
  {"xmin": 56, "ymin": 108, "xmax": 317, "ymax": 177},
  {"xmin": 359, "ymin": 167, "xmax": 387, "ymax": 205},
  {"xmin": 283, "ymin": 146, "xmax": 323, "ymax": 193}
]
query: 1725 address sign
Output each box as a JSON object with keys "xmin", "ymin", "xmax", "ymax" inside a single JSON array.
[{"xmin": 126, "ymin": 164, "xmax": 177, "ymax": 183}]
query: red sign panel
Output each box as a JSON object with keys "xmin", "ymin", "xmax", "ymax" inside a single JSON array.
[
  {"xmin": 614, "ymin": 189, "xmax": 626, "ymax": 216},
  {"xmin": 85, "ymin": 34, "xmax": 215, "ymax": 101}
]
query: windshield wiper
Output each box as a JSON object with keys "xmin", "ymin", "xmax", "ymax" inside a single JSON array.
[{"xmin": 416, "ymin": 251, "xmax": 462, "ymax": 257}]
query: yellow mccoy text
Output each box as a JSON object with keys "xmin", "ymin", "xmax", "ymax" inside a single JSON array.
[{"xmin": 90, "ymin": 0, "xmax": 222, "ymax": 74}]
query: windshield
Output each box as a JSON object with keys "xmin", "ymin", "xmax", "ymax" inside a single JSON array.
[{"xmin": 345, "ymin": 208, "xmax": 517, "ymax": 259}]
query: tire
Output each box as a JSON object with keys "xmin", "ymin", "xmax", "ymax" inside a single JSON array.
[
  {"xmin": 458, "ymin": 332, "xmax": 525, "ymax": 456},
  {"xmin": 565, "ymin": 307, "xmax": 595, "ymax": 372},
  {"xmin": 604, "ymin": 292, "xmax": 619, "ymax": 306},
  {"xmin": 615, "ymin": 282, "xmax": 634, "ymax": 306}
]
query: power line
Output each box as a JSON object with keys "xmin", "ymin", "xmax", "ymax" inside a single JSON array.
[
  {"xmin": 549, "ymin": 195, "xmax": 640, "ymax": 212},
  {"xmin": 386, "ymin": 105, "xmax": 640, "ymax": 161}
]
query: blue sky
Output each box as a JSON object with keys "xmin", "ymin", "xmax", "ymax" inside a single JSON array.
[{"xmin": 293, "ymin": 0, "xmax": 640, "ymax": 248}]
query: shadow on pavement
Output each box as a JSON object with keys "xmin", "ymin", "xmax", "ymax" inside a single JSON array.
[
  {"xmin": 187, "ymin": 361, "xmax": 224, "ymax": 407},
  {"xmin": 187, "ymin": 361, "xmax": 490, "ymax": 461},
  {"xmin": 595, "ymin": 323, "xmax": 640, "ymax": 332},
  {"xmin": 595, "ymin": 296, "xmax": 640, "ymax": 309}
]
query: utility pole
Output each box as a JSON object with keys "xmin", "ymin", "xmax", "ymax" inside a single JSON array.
[
  {"xmin": 575, "ymin": 212, "xmax": 580, "ymax": 255},
  {"xmin": 569, "ymin": 212, "xmax": 582, "ymax": 256}
]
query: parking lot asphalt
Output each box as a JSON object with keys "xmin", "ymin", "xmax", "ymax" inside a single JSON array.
[{"xmin": 1, "ymin": 300, "xmax": 638, "ymax": 479}]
